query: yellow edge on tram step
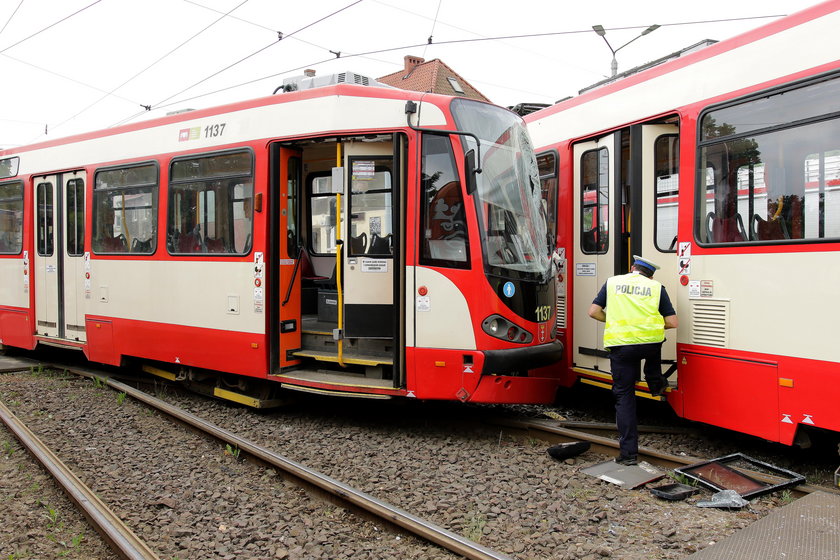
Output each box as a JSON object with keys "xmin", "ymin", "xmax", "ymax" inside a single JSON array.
[
  {"xmin": 279, "ymin": 383, "xmax": 392, "ymax": 399},
  {"xmin": 212, "ymin": 387, "xmax": 286, "ymax": 408},
  {"xmin": 143, "ymin": 364, "xmax": 177, "ymax": 381},
  {"xmin": 574, "ymin": 367, "xmax": 667, "ymax": 401},
  {"xmin": 291, "ymin": 349, "xmax": 393, "ymax": 367}
]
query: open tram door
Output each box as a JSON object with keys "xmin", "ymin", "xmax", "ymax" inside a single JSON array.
[
  {"xmin": 270, "ymin": 135, "xmax": 405, "ymax": 397},
  {"xmin": 32, "ymin": 172, "xmax": 87, "ymax": 344},
  {"xmin": 571, "ymin": 123, "xmax": 680, "ymax": 393}
]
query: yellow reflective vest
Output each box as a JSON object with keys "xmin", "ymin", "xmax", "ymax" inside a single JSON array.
[{"xmin": 603, "ymin": 272, "xmax": 665, "ymax": 348}]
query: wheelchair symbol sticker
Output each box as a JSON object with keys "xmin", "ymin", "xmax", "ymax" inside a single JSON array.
[{"xmin": 503, "ymin": 282, "xmax": 515, "ymax": 298}]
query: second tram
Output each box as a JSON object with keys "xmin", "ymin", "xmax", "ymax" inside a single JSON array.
[{"xmin": 527, "ymin": 0, "xmax": 840, "ymax": 445}]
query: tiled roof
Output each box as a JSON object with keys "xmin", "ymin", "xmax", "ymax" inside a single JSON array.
[{"xmin": 378, "ymin": 56, "xmax": 491, "ymax": 103}]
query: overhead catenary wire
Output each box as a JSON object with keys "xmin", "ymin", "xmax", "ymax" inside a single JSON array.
[
  {"xmin": 40, "ymin": 0, "xmax": 252, "ymax": 141},
  {"xmin": 113, "ymin": 12, "xmax": 788, "ymax": 125},
  {"xmin": 146, "ymin": 0, "xmax": 366, "ymax": 111},
  {"xmin": 0, "ymin": 0, "xmax": 102, "ymax": 54},
  {"xmin": 0, "ymin": 0, "xmax": 25, "ymax": 39}
]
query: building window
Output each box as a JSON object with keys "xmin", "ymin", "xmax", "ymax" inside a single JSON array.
[{"xmin": 447, "ymin": 77, "xmax": 465, "ymax": 94}]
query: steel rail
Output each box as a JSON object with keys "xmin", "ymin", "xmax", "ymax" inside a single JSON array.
[
  {"xmin": 0, "ymin": 400, "xmax": 160, "ymax": 560},
  {"xmin": 494, "ymin": 417, "xmax": 840, "ymax": 497},
  {"xmin": 77, "ymin": 372, "xmax": 514, "ymax": 560}
]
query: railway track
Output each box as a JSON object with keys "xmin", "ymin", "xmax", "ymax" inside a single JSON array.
[
  {"xmin": 1, "ymin": 362, "xmax": 512, "ymax": 560},
  {"xmin": 492, "ymin": 416, "xmax": 840, "ymax": 497}
]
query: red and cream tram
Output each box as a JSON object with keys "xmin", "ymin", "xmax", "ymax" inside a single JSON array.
[
  {"xmin": 0, "ymin": 73, "xmax": 563, "ymax": 405},
  {"xmin": 527, "ymin": 0, "xmax": 840, "ymax": 445}
]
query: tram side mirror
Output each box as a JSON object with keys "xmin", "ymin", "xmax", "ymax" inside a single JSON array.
[{"xmin": 465, "ymin": 149, "xmax": 478, "ymax": 195}]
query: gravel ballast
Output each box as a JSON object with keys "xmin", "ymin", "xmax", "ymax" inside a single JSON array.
[{"xmin": 1, "ymin": 369, "xmax": 835, "ymax": 560}]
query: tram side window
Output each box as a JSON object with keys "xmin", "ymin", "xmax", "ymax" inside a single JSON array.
[
  {"xmin": 419, "ymin": 134, "xmax": 470, "ymax": 268},
  {"xmin": 36, "ymin": 181, "xmax": 54, "ymax": 256},
  {"xmin": 66, "ymin": 178, "xmax": 85, "ymax": 257},
  {"xmin": 654, "ymin": 135, "xmax": 679, "ymax": 252},
  {"xmin": 309, "ymin": 174, "xmax": 340, "ymax": 255},
  {"xmin": 168, "ymin": 151, "xmax": 254, "ymax": 255},
  {"xmin": 697, "ymin": 75, "xmax": 840, "ymax": 244},
  {"xmin": 349, "ymin": 158, "xmax": 393, "ymax": 256},
  {"xmin": 580, "ymin": 148, "xmax": 608, "ymax": 254},
  {"xmin": 0, "ymin": 181, "xmax": 23, "ymax": 254},
  {"xmin": 537, "ymin": 152, "xmax": 558, "ymax": 249},
  {"xmin": 93, "ymin": 164, "xmax": 158, "ymax": 254}
]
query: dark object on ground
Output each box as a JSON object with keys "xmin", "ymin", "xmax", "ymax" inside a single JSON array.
[
  {"xmin": 650, "ymin": 482, "xmax": 699, "ymax": 501},
  {"xmin": 547, "ymin": 441, "xmax": 591, "ymax": 460}
]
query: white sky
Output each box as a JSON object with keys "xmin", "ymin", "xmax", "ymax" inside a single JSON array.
[{"xmin": 0, "ymin": 0, "xmax": 823, "ymax": 148}]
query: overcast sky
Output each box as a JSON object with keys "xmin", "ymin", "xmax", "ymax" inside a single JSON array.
[{"xmin": 0, "ymin": 0, "xmax": 823, "ymax": 148}]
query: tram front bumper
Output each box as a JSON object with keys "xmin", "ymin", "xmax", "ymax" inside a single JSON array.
[{"xmin": 482, "ymin": 340, "xmax": 564, "ymax": 375}]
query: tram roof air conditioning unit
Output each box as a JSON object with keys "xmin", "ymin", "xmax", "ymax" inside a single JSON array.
[{"xmin": 280, "ymin": 71, "xmax": 391, "ymax": 93}]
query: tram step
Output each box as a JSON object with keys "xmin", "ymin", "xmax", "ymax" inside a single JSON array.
[{"xmin": 291, "ymin": 349, "xmax": 393, "ymax": 367}]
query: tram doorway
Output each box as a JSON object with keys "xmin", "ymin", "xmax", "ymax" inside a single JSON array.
[
  {"xmin": 571, "ymin": 122, "xmax": 680, "ymax": 386},
  {"xmin": 32, "ymin": 171, "xmax": 87, "ymax": 343}
]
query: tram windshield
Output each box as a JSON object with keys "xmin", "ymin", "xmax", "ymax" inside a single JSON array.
[{"xmin": 451, "ymin": 99, "xmax": 551, "ymax": 281}]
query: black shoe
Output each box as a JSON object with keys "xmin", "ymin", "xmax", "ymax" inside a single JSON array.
[
  {"xmin": 615, "ymin": 455, "xmax": 638, "ymax": 466},
  {"xmin": 547, "ymin": 441, "xmax": 591, "ymax": 461},
  {"xmin": 647, "ymin": 378, "xmax": 667, "ymax": 397}
]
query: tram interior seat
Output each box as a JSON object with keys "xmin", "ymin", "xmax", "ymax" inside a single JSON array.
[
  {"xmin": 177, "ymin": 230, "xmax": 203, "ymax": 253},
  {"xmin": 102, "ymin": 234, "xmax": 127, "ymax": 252},
  {"xmin": 705, "ymin": 212, "xmax": 747, "ymax": 242},
  {"xmin": 204, "ymin": 237, "xmax": 226, "ymax": 253},
  {"xmin": 300, "ymin": 249, "xmax": 331, "ymax": 315},
  {"xmin": 130, "ymin": 238, "xmax": 152, "ymax": 253},
  {"xmin": 350, "ymin": 232, "xmax": 368, "ymax": 254},
  {"xmin": 368, "ymin": 233, "xmax": 392, "ymax": 254}
]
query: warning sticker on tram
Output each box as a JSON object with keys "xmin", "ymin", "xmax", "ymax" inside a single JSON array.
[{"xmin": 361, "ymin": 259, "xmax": 388, "ymax": 273}]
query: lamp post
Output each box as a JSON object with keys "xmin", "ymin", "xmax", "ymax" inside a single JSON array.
[{"xmin": 592, "ymin": 24, "xmax": 660, "ymax": 77}]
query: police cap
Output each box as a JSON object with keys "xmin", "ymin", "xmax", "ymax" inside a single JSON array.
[{"xmin": 632, "ymin": 254, "xmax": 660, "ymax": 273}]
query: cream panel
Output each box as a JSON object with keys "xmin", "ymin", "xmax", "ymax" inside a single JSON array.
[
  {"xmin": 0, "ymin": 259, "xmax": 28, "ymax": 307},
  {"xmin": 676, "ymin": 251, "xmax": 837, "ymax": 362},
  {"xmin": 404, "ymin": 266, "xmax": 416, "ymax": 346},
  {"xmin": 88, "ymin": 260, "xmax": 264, "ymax": 334},
  {"xmin": 414, "ymin": 267, "xmax": 476, "ymax": 350},
  {"xmin": 529, "ymin": 12, "xmax": 840, "ymax": 146},
  {"xmin": 16, "ymin": 96, "xmax": 446, "ymax": 174}
]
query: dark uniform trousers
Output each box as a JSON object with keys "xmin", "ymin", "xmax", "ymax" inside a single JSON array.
[{"xmin": 609, "ymin": 342, "xmax": 664, "ymax": 459}]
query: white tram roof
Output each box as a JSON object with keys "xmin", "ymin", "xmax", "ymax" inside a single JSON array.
[{"xmin": 2, "ymin": 81, "xmax": 450, "ymax": 176}]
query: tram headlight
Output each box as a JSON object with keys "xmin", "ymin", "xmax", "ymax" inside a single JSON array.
[{"xmin": 481, "ymin": 314, "xmax": 533, "ymax": 344}]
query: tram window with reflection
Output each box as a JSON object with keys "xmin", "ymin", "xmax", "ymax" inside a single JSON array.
[
  {"xmin": 697, "ymin": 74, "xmax": 840, "ymax": 245},
  {"xmin": 168, "ymin": 151, "xmax": 254, "ymax": 255},
  {"xmin": 580, "ymin": 148, "xmax": 609, "ymax": 254},
  {"xmin": 93, "ymin": 163, "xmax": 158, "ymax": 254},
  {"xmin": 0, "ymin": 181, "xmax": 23, "ymax": 254}
]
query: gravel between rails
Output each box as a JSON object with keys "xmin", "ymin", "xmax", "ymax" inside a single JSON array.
[{"xmin": 2, "ymin": 369, "xmax": 837, "ymax": 560}]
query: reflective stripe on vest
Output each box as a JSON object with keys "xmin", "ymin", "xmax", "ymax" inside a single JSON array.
[{"xmin": 604, "ymin": 272, "xmax": 664, "ymax": 347}]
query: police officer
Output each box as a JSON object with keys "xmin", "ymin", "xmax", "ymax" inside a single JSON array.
[{"xmin": 588, "ymin": 255, "xmax": 678, "ymax": 465}]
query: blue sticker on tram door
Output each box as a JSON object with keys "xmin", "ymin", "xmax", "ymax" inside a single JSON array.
[{"xmin": 503, "ymin": 282, "xmax": 515, "ymax": 298}]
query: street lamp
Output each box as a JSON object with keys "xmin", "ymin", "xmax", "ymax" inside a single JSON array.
[{"xmin": 592, "ymin": 24, "xmax": 660, "ymax": 77}]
